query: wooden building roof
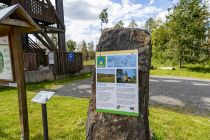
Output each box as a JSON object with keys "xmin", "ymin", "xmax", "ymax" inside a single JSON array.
[{"xmin": 0, "ymin": 4, "xmax": 40, "ymax": 35}]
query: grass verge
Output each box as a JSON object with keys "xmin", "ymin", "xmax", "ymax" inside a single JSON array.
[
  {"xmin": 150, "ymin": 106, "xmax": 210, "ymax": 140},
  {"xmin": 150, "ymin": 64, "xmax": 210, "ymax": 80},
  {"xmin": 0, "ymin": 75, "xmax": 210, "ymax": 140},
  {"xmin": 83, "ymin": 60, "xmax": 95, "ymax": 66}
]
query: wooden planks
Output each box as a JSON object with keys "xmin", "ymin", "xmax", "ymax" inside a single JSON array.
[
  {"xmin": 23, "ymin": 53, "xmax": 38, "ymax": 71},
  {"xmin": 53, "ymin": 52, "xmax": 83, "ymax": 75},
  {"xmin": 11, "ymin": 0, "xmax": 57, "ymax": 24}
]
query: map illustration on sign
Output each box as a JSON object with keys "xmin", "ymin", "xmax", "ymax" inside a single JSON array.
[
  {"xmin": 0, "ymin": 36, "xmax": 13, "ymax": 81},
  {"xmin": 107, "ymin": 55, "xmax": 136, "ymax": 67},
  {"xmin": 96, "ymin": 50, "xmax": 139, "ymax": 116}
]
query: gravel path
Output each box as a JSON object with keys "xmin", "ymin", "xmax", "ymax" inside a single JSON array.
[
  {"xmin": 55, "ymin": 76, "xmax": 210, "ymax": 114},
  {"xmin": 55, "ymin": 79, "xmax": 91, "ymax": 98}
]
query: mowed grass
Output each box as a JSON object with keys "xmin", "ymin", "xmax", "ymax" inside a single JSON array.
[
  {"xmin": 0, "ymin": 73, "xmax": 91, "ymax": 140},
  {"xmin": 151, "ymin": 62, "xmax": 210, "ymax": 79},
  {"xmin": 83, "ymin": 60, "xmax": 95, "ymax": 66},
  {"xmin": 149, "ymin": 106, "xmax": 210, "ymax": 140},
  {"xmin": 1, "ymin": 74, "xmax": 210, "ymax": 140}
]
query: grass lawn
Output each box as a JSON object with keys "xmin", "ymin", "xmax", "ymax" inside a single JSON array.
[
  {"xmin": 1, "ymin": 74, "xmax": 210, "ymax": 140},
  {"xmin": 83, "ymin": 60, "xmax": 95, "ymax": 66},
  {"xmin": 151, "ymin": 63, "xmax": 210, "ymax": 80}
]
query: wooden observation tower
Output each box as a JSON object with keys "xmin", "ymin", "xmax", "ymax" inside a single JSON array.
[{"xmin": 0, "ymin": 0, "xmax": 66, "ymax": 55}]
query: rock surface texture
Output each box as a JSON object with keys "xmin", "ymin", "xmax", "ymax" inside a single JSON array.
[{"xmin": 86, "ymin": 28, "xmax": 151, "ymax": 140}]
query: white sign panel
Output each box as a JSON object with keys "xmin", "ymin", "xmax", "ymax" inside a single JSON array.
[
  {"xmin": 96, "ymin": 50, "xmax": 139, "ymax": 116},
  {"xmin": 0, "ymin": 36, "xmax": 13, "ymax": 81},
  {"xmin": 32, "ymin": 91, "xmax": 55, "ymax": 104},
  {"xmin": 48, "ymin": 52, "xmax": 54, "ymax": 64}
]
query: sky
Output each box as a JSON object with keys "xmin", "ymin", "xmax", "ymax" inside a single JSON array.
[{"xmin": 50, "ymin": 0, "xmax": 183, "ymax": 45}]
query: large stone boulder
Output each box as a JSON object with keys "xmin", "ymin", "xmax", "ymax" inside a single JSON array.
[{"xmin": 86, "ymin": 28, "xmax": 151, "ymax": 140}]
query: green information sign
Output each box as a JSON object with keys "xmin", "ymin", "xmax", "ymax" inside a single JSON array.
[{"xmin": 96, "ymin": 50, "xmax": 139, "ymax": 116}]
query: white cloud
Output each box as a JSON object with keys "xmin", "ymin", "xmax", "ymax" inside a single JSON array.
[
  {"xmin": 62, "ymin": 0, "xmax": 168, "ymax": 44},
  {"xmin": 148, "ymin": 0, "xmax": 154, "ymax": 5}
]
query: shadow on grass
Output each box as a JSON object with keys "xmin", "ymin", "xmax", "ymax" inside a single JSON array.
[
  {"xmin": 182, "ymin": 66, "xmax": 210, "ymax": 73},
  {"xmin": 0, "ymin": 87, "xmax": 16, "ymax": 94}
]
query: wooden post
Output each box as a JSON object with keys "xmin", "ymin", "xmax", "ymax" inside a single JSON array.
[
  {"xmin": 10, "ymin": 27, "xmax": 29, "ymax": 140},
  {"xmin": 55, "ymin": 0, "xmax": 66, "ymax": 51}
]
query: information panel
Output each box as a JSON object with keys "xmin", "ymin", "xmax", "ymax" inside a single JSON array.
[
  {"xmin": 96, "ymin": 50, "xmax": 139, "ymax": 116},
  {"xmin": 0, "ymin": 36, "xmax": 13, "ymax": 81},
  {"xmin": 32, "ymin": 91, "xmax": 55, "ymax": 104}
]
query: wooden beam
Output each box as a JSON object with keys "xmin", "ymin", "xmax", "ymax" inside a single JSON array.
[
  {"xmin": 33, "ymin": 33, "xmax": 55, "ymax": 51},
  {"xmin": 1, "ymin": 18, "xmax": 31, "ymax": 28},
  {"xmin": 39, "ymin": 31, "xmax": 58, "ymax": 50},
  {"xmin": 45, "ymin": 0, "xmax": 65, "ymax": 30},
  {"xmin": 39, "ymin": 25, "xmax": 65, "ymax": 33},
  {"xmin": 55, "ymin": 0, "xmax": 66, "ymax": 51},
  {"xmin": 10, "ymin": 28, "xmax": 29, "ymax": 140}
]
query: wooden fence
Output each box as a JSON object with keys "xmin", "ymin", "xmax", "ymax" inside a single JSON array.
[
  {"xmin": 23, "ymin": 52, "xmax": 83, "ymax": 75},
  {"xmin": 53, "ymin": 52, "xmax": 83, "ymax": 74},
  {"xmin": 23, "ymin": 53, "xmax": 38, "ymax": 71}
]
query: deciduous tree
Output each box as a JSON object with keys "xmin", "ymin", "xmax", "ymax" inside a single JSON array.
[
  {"xmin": 66, "ymin": 40, "xmax": 77, "ymax": 52},
  {"xmin": 128, "ymin": 19, "xmax": 138, "ymax": 28},
  {"xmin": 114, "ymin": 20, "xmax": 124, "ymax": 28},
  {"xmin": 99, "ymin": 8, "xmax": 108, "ymax": 32}
]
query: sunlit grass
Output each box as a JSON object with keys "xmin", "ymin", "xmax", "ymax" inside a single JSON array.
[
  {"xmin": 151, "ymin": 60, "xmax": 210, "ymax": 79},
  {"xmin": 1, "ymin": 74, "xmax": 210, "ymax": 140}
]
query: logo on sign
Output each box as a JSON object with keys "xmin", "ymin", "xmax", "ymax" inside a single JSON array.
[{"xmin": 68, "ymin": 52, "xmax": 74, "ymax": 62}]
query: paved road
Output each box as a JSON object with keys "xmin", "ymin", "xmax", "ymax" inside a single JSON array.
[
  {"xmin": 150, "ymin": 76, "xmax": 210, "ymax": 114},
  {"xmin": 55, "ymin": 76, "xmax": 210, "ymax": 114}
]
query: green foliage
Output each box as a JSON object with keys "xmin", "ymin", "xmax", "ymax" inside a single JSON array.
[
  {"xmin": 66, "ymin": 40, "xmax": 77, "ymax": 52},
  {"xmin": 145, "ymin": 18, "xmax": 162, "ymax": 33},
  {"xmin": 151, "ymin": 0, "xmax": 209, "ymax": 67},
  {"xmin": 87, "ymin": 42, "xmax": 95, "ymax": 60},
  {"xmin": 80, "ymin": 41, "xmax": 88, "ymax": 61},
  {"xmin": 83, "ymin": 59, "xmax": 95, "ymax": 65},
  {"xmin": 166, "ymin": 0, "xmax": 209, "ymax": 67},
  {"xmin": 152, "ymin": 24, "xmax": 176, "ymax": 65},
  {"xmin": 51, "ymin": 33, "xmax": 58, "ymax": 47},
  {"xmin": 114, "ymin": 20, "xmax": 124, "ymax": 28},
  {"xmin": 128, "ymin": 19, "xmax": 138, "ymax": 28},
  {"xmin": 99, "ymin": 8, "xmax": 108, "ymax": 31}
]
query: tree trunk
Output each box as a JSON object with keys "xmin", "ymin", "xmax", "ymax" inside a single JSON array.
[
  {"xmin": 179, "ymin": 58, "xmax": 182, "ymax": 68},
  {"xmin": 86, "ymin": 28, "xmax": 152, "ymax": 140}
]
